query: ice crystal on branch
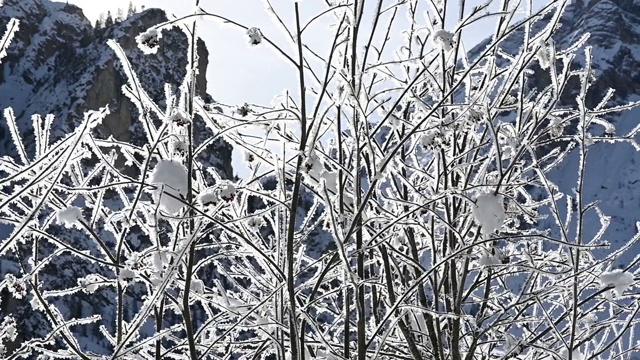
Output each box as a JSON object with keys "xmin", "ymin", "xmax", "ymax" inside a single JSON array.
[
  {"xmin": 0, "ymin": 19, "xmax": 19, "ymax": 64},
  {"xmin": 431, "ymin": 29, "xmax": 455, "ymax": 52}
]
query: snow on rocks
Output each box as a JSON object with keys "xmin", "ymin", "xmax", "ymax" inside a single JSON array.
[
  {"xmin": 149, "ymin": 160, "xmax": 188, "ymax": 215},
  {"xmin": 472, "ymin": 193, "xmax": 505, "ymax": 235},
  {"xmin": 600, "ymin": 269, "xmax": 635, "ymax": 297}
]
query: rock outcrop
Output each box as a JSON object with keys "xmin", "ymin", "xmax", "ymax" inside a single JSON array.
[{"xmin": 0, "ymin": 0, "xmax": 233, "ymax": 178}]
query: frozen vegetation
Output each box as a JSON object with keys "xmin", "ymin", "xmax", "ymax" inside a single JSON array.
[{"xmin": 1, "ymin": 0, "xmax": 640, "ymax": 359}]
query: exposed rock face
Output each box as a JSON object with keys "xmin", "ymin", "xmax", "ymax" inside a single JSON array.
[{"xmin": 0, "ymin": 0, "xmax": 232, "ymax": 178}]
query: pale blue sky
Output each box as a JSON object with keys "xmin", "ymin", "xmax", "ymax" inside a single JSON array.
[{"xmin": 59, "ymin": 0, "xmax": 534, "ymax": 104}]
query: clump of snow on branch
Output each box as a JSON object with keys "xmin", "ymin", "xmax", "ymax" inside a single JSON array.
[
  {"xmin": 431, "ymin": 29, "xmax": 454, "ymax": 52},
  {"xmin": 478, "ymin": 249, "xmax": 502, "ymax": 267},
  {"xmin": 0, "ymin": 316, "xmax": 17, "ymax": 349},
  {"xmin": 197, "ymin": 181, "xmax": 237, "ymax": 207},
  {"xmin": 170, "ymin": 136, "xmax": 188, "ymax": 158},
  {"xmin": 219, "ymin": 181, "xmax": 236, "ymax": 201},
  {"xmin": 246, "ymin": 216, "xmax": 264, "ymax": 231},
  {"xmin": 149, "ymin": 160, "xmax": 188, "ymax": 215},
  {"xmin": 198, "ymin": 187, "xmax": 219, "ymax": 206},
  {"xmin": 303, "ymin": 150, "xmax": 324, "ymax": 179},
  {"xmin": 561, "ymin": 348, "xmax": 585, "ymax": 360},
  {"xmin": 247, "ymin": 27, "xmax": 263, "ymax": 45},
  {"xmin": 166, "ymin": 108, "xmax": 191, "ymax": 126},
  {"xmin": 3, "ymin": 274, "xmax": 26, "ymax": 299},
  {"xmin": 190, "ymin": 279, "xmax": 205, "ymax": 295},
  {"xmin": 78, "ymin": 274, "xmax": 105, "ymax": 294},
  {"xmin": 57, "ymin": 206, "xmax": 83, "ymax": 228},
  {"xmin": 472, "ymin": 193, "xmax": 505, "ymax": 235},
  {"xmin": 136, "ymin": 28, "xmax": 162, "ymax": 54},
  {"xmin": 118, "ymin": 268, "xmax": 136, "ymax": 286},
  {"xmin": 535, "ymin": 38, "xmax": 553, "ymax": 70},
  {"xmin": 600, "ymin": 269, "xmax": 635, "ymax": 297}
]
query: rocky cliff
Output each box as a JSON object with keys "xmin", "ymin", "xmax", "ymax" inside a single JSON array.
[{"xmin": 0, "ymin": 0, "xmax": 233, "ymax": 178}]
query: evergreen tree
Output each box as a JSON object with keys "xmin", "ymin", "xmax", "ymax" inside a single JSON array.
[
  {"xmin": 115, "ymin": 8, "xmax": 124, "ymax": 23},
  {"xmin": 104, "ymin": 10, "xmax": 113, "ymax": 28},
  {"xmin": 127, "ymin": 1, "xmax": 135, "ymax": 17},
  {"xmin": 94, "ymin": 13, "xmax": 105, "ymax": 31}
]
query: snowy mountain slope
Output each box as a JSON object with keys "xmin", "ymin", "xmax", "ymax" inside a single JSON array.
[
  {"xmin": 468, "ymin": 0, "xmax": 640, "ymax": 266},
  {"xmin": 540, "ymin": 0, "xmax": 640, "ymax": 266}
]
